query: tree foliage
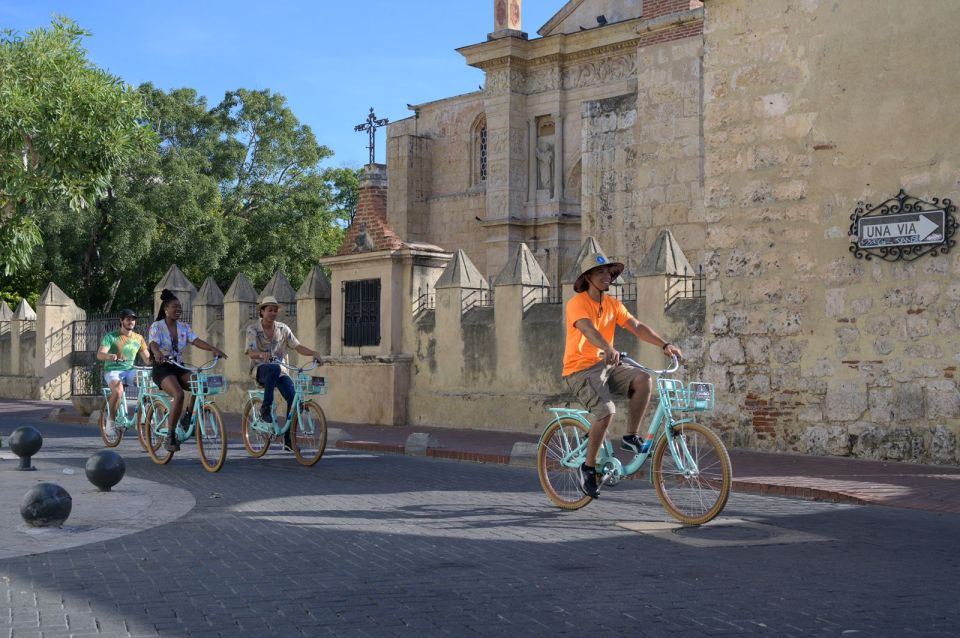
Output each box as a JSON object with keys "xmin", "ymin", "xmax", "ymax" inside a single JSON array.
[
  {"xmin": 1, "ymin": 76, "xmax": 355, "ymax": 311},
  {"xmin": 0, "ymin": 17, "xmax": 151, "ymax": 275}
]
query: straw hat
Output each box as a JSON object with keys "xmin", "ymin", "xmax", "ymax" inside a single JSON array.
[
  {"xmin": 258, "ymin": 296, "xmax": 281, "ymax": 309},
  {"xmin": 572, "ymin": 250, "xmax": 625, "ymax": 293}
]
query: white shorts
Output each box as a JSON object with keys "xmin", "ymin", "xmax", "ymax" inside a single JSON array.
[{"xmin": 104, "ymin": 369, "xmax": 137, "ymax": 387}]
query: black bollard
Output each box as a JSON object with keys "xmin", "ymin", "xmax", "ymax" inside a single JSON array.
[
  {"xmin": 20, "ymin": 483, "xmax": 72, "ymax": 527},
  {"xmin": 85, "ymin": 450, "xmax": 126, "ymax": 491},
  {"xmin": 9, "ymin": 426, "xmax": 43, "ymax": 471}
]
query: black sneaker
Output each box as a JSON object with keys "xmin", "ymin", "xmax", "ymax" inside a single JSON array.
[
  {"xmin": 164, "ymin": 432, "xmax": 180, "ymax": 452},
  {"xmin": 621, "ymin": 434, "xmax": 644, "ymax": 454},
  {"xmin": 260, "ymin": 406, "xmax": 273, "ymax": 424},
  {"xmin": 577, "ymin": 463, "xmax": 600, "ymax": 499}
]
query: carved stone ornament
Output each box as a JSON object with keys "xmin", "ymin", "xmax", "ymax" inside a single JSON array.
[
  {"xmin": 563, "ymin": 54, "xmax": 637, "ymax": 90},
  {"xmin": 848, "ymin": 189, "xmax": 957, "ymax": 262}
]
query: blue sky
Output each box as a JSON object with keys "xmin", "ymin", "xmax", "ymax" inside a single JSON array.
[{"xmin": 1, "ymin": 1, "xmax": 560, "ymax": 168}]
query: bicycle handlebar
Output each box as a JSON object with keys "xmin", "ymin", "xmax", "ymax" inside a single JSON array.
[
  {"xmin": 179, "ymin": 356, "xmax": 222, "ymax": 373},
  {"xmin": 276, "ymin": 359, "xmax": 320, "ymax": 373},
  {"xmin": 599, "ymin": 351, "xmax": 680, "ymax": 376}
]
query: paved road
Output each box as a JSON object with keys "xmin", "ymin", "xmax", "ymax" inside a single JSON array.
[{"xmin": 1, "ymin": 411, "xmax": 958, "ymax": 637}]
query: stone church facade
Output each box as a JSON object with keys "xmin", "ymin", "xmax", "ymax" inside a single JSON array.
[{"xmin": 374, "ymin": 0, "xmax": 960, "ymax": 463}]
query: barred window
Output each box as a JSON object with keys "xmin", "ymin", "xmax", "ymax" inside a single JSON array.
[
  {"xmin": 343, "ymin": 279, "xmax": 381, "ymax": 347},
  {"xmin": 472, "ymin": 115, "xmax": 487, "ymax": 185}
]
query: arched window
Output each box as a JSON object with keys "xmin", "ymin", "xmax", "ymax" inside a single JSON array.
[{"xmin": 471, "ymin": 115, "xmax": 487, "ymax": 186}]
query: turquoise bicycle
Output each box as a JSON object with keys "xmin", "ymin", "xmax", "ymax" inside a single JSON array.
[
  {"xmin": 240, "ymin": 359, "xmax": 328, "ymax": 466},
  {"xmin": 98, "ymin": 366, "xmax": 161, "ymax": 450},
  {"xmin": 537, "ymin": 354, "xmax": 732, "ymax": 525},
  {"xmin": 142, "ymin": 357, "xmax": 228, "ymax": 473}
]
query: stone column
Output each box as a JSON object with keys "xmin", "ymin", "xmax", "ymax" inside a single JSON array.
[
  {"xmin": 153, "ymin": 265, "xmax": 197, "ymax": 320},
  {"xmin": 296, "ymin": 266, "xmax": 332, "ymax": 364},
  {"xmin": 491, "ymin": 0, "xmax": 524, "ymax": 38},
  {"xmin": 527, "ymin": 118, "xmax": 537, "ymax": 202},
  {"xmin": 552, "ymin": 114, "xmax": 564, "ymax": 202},
  {"xmin": 222, "ymin": 273, "xmax": 257, "ymax": 382},
  {"xmin": 193, "ymin": 277, "xmax": 224, "ymax": 353},
  {"xmin": 260, "ymin": 271, "xmax": 297, "ymax": 332},
  {"xmin": 35, "ymin": 283, "xmax": 81, "ymax": 399},
  {"xmin": 493, "ymin": 243, "xmax": 549, "ymax": 387},
  {"xmin": 434, "ymin": 250, "xmax": 488, "ymax": 390}
]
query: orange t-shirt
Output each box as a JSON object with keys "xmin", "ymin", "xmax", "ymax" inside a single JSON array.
[{"xmin": 562, "ymin": 292, "xmax": 634, "ymax": 377}]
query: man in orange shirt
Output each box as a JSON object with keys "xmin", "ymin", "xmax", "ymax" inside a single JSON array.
[{"xmin": 563, "ymin": 249, "xmax": 683, "ymax": 498}]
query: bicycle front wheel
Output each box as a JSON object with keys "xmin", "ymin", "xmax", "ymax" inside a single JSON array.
[
  {"xmin": 144, "ymin": 399, "xmax": 174, "ymax": 465},
  {"xmin": 99, "ymin": 399, "xmax": 123, "ymax": 447},
  {"xmin": 652, "ymin": 422, "xmax": 732, "ymax": 525},
  {"xmin": 291, "ymin": 402, "xmax": 327, "ymax": 466},
  {"xmin": 196, "ymin": 404, "xmax": 227, "ymax": 473},
  {"xmin": 241, "ymin": 397, "xmax": 271, "ymax": 457},
  {"xmin": 135, "ymin": 398, "xmax": 150, "ymax": 452},
  {"xmin": 537, "ymin": 417, "xmax": 592, "ymax": 510}
]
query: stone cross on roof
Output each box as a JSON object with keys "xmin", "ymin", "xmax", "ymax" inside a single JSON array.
[{"xmin": 354, "ymin": 107, "xmax": 389, "ymax": 166}]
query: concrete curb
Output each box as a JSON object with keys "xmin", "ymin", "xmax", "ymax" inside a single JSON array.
[
  {"xmin": 405, "ymin": 432, "xmax": 440, "ymax": 456},
  {"xmin": 508, "ymin": 442, "xmax": 539, "ymax": 467}
]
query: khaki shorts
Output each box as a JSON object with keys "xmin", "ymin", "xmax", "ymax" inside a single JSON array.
[{"xmin": 564, "ymin": 361, "xmax": 649, "ymax": 421}]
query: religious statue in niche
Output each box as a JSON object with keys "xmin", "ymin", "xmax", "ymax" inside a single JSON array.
[
  {"xmin": 537, "ymin": 141, "xmax": 554, "ymax": 197},
  {"xmin": 536, "ymin": 117, "xmax": 556, "ymax": 198}
]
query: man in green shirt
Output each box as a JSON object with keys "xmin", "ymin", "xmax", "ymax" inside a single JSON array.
[{"xmin": 97, "ymin": 309, "xmax": 151, "ymax": 436}]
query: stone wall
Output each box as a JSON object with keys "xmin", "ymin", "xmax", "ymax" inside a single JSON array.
[
  {"xmin": 407, "ymin": 240, "xmax": 699, "ymax": 434},
  {"xmin": 701, "ymin": 0, "xmax": 960, "ymax": 463}
]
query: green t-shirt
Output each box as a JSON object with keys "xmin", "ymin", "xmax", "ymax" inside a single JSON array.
[{"xmin": 100, "ymin": 331, "xmax": 148, "ymax": 372}]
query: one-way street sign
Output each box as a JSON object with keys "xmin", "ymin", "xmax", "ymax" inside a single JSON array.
[{"xmin": 857, "ymin": 210, "xmax": 945, "ymax": 248}]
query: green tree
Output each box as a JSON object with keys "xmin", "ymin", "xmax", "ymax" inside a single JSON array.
[
  {"xmin": 0, "ymin": 18, "xmax": 150, "ymax": 275},
  {"xmin": 210, "ymin": 88, "xmax": 345, "ymax": 285},
  {"xmin": 2, "ymin": 83, "xmax": 354, "ymax": 310}
]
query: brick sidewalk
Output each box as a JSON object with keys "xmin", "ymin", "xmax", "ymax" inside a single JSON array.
[{"xmin": 24, "ymin": 399, "xmax": 960, "ymax": 515}]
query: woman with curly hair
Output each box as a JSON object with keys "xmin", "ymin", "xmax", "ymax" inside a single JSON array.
[{"xmin": 148, "ymin": 289, "xmax": 227, "ymax": 452}]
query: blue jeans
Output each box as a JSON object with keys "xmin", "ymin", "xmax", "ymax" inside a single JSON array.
[{"xmin": 256, "ymin": 364, "xmax": 295, "ymax": 423}]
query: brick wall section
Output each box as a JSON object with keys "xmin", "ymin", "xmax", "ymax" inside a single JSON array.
[
  {"xmin": 338, "ymin": 166, "xmax": 404, "ymax": 256},
  {"xmin": 638, "ymin": 20, "xmax": 703, "ymax": 46},
  {"xmin": 645, "ymin": 0, "xmax": 700, "ymax": 20}
]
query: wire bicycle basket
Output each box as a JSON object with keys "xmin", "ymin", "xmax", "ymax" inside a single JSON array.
[
  {"xmin": 189, "ymin": 373, "xmax": 228, "ymax": 396},
  {"xmin": 656, "ymin": 378, "xmax": 715, "ymax": 412},
  {"xmin": 295, "ymin": 373, "xmax": 327, "ymax": 396}
]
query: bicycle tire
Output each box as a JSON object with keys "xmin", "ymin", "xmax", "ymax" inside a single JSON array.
[
  {"xmin": 537, "ymin": 417, "xmax": 592, "ymax": 510},
  {"xmin": 196, "ymin": 403, "xmax": 227, "ymax": 473},
  {"xmin": 241, "ymin": 397, "xmax": 271, "ymax": 458},
  {"xmin": 99, "ymin": 398, "xmax": 123, "ymax": 448},
  {"xmin": 135, "ymin": 397, "xmax": 150, "ymax": 452},
  {"xmin": 144, "ymin": 399, "xmax": 174, "ymax": 465},
  {"xmin": 291, "ymin": 402, "xmax": 327, "ymax": 466},
  {"xmin": 652, "ymin": 421, "xmax": 731, "ymax": 525}
]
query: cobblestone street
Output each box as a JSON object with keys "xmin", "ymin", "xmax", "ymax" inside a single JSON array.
[{"xmin": 1, "ymin": 414, "xmax": 958, "ymax": 637}]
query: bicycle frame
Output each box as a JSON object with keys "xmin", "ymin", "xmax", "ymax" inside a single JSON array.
[
  {"xmin": 540, "ymin": 355, "xmax": 700, "ymax": 483},
  {"xmin": 246, "ymin": 359, "xmax": 322, "ymax": 437},
  {"xmin": 150, "ymin": 358, "xmax": 223, "ymax": 441},
  {"xmin": 101, "ymin": 366, "xmax": 159, "ymax": 427}
]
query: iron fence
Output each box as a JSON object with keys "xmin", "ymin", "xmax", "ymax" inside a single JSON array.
[
  {"xmin": 462, "ymin": 286, "xmax": 494, "ymax": 312},
  {"xmin": 665, "ymin": 265, "xmax": 705, "ymax": 309},
  {"xmin": 413, "ymin": 287, "xmax": 435, "ymax": 314}
]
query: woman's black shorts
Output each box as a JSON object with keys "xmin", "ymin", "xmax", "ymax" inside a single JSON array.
[{"xmin": 151, "ymin": 363, "xmax": 191, "ymax": 390}]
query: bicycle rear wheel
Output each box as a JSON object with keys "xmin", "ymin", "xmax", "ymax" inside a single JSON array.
[
  {"xmin": 196, "ymin": 404, "xmax": 227, "ymax": 473},
  {"xmin": 144, "ymin": 399, "xmax": 174, "ymax": 465},
  {"xmin": 99, "ymin": 398, "xmax": 123, "ymax": 447},
  {"xmin": 537, "ymin": 417, "xmax": 592, "ymax": 510},
  {"xmin": 652, "ymin": 422, "xmax": 731, "ymax": 525},
  {"xmin": 241, "ymin": 397, "xmax": 271, "ymax": 457},
  {"xmin": 291, "ymin": 402, "xmax": 327, "ymax": 466}
]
